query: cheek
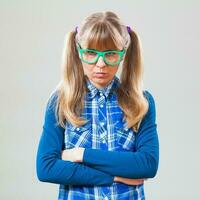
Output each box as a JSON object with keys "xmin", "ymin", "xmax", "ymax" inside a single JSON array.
[
  {"xmin": 82, "ymin": 64, "xmax": 93, "ymax": 75},
  {"xmin": 110, "ymin": 67, "xmax": 118, "ymax": 75}
]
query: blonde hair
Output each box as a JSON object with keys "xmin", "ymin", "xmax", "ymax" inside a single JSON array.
[{"xmin": 55, "ymin": 11, "xmax": 149, "ymax": 132}]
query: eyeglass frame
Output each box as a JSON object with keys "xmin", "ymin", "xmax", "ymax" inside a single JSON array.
[{"xmin": 76, "ymin": 43, "xmax": 125, "ymax": 66}]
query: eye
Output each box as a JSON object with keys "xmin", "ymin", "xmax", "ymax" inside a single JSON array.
[
  {"xmin": 85, "ymin": 51, "xmax": 97, "ymax": 56},
  {"xmin": 88, "ymin": 52, "xmax": 97, "ymax": 55},
  {"xmin": 106, "ymin": 52, "xmax": 116, "ymax": 56},
  {"xmin": 105, "ymin": 52, "xmax": 119, "ymax": 58}
]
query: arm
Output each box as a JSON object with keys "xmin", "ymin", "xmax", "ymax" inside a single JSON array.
[
  {"xmin": 61, "ymin": 148, "xmax": 146, "ymax": 186},
  {"xmin": 36, "ymin": 91, "xmax": 114, "ymax": 186},
  {"xmin": 82, "ymin": 91, "xmax": 159, "ymax": 179}
]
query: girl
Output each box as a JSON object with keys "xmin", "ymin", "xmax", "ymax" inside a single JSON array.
[{"xmin": 36, "ymin": 11, "xmax": 159, "ymax": 200}]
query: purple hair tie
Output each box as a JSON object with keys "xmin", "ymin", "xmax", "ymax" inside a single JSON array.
[
  {"xmin": 75, "ymin": 26, "xmax": 78, "ymax": 33},
  {"xmin": 127, "ymin": 26, "xmax": 132, "ymax": 33}
]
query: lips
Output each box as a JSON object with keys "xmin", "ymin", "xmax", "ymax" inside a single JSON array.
[{"xmin": 94, "ymin": 72, "xmax": 108, "ymax": 78}]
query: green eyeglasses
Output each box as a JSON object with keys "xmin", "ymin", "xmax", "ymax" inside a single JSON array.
[{"xmin": 77, "ymin": 43, "xmax": 125, "ymax": 66}]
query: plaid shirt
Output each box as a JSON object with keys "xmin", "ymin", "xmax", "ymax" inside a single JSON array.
[{"xmin": 58, "ymin": 76, "xmax": 145, "ymax": 200}]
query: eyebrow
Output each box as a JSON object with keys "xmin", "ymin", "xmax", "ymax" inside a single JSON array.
[
  {"xmin": 78, "ymin": 43, "xmax": 119, "ymax": 52},
  {"xmin": 87, "ymin": 48, "xmax": 119, "ymax": 52}
]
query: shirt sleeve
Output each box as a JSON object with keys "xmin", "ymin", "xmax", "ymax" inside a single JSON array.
[
  {"xmin": 83, "ymin": 90, "xmax": 159, "ymax": 179},
  {"xmin": 36, "ymin": 90, "xmax": 114, "ymax": 186}
]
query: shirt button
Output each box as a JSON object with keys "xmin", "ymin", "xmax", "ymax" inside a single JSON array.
[
  {"xmin": 100, "ymin": 92, "xmax": 103, "ymax": 96},
  {"xmin": 76, "ymin": 127, "xmax": 80, "ymax": 131},
  {"xmin": 100, "ymin": 104, "xmax": 104, "ymax": 108},
  {"xmin": 102, "ymin": 140, "xmax": 106, "ymax": 144},
  {"xmin": 100, "ymin": 135, "xmax": 103, "ymax": 139},
  {"xmin": 100, "ymin": 122, "xmax": 105, "ymax": 126}
]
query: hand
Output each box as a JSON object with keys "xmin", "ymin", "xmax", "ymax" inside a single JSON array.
[
  {"xmin": 61, "ymin": 147, "xmax": 85, "ymax": 163},
  {"xmin": 114, "ymin": 176, "xmax": 147, "ymax": 186}
]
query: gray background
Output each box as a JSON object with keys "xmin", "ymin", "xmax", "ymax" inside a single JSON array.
[{"xmin": 1, "ymin": 0, "xmax": 200, "ymax": 199}]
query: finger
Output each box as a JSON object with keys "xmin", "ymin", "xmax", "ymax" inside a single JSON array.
[
  {"xmin": 129, "ymin": 180, "xmax": 144, "ymax": 185},
  {"xmin": 61, "ymin": 151, "xmax": 64, "ymax": 159}
]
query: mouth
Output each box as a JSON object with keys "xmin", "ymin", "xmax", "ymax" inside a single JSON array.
[{"xmin": 94, "ymin": 72, "xmax": 108, "ymax": 78}]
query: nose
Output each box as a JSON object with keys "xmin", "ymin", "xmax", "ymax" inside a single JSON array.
[{"xmin": 96, "ymin": 56, "xmax": 106, "ymax": 67}]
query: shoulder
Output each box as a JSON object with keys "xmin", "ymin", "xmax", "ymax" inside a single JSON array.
[
  {"xmin": 143, "ymin": 90, "xmax": 156, "ymax": 106},
  {"xmin": 142, "ymin": 90, "xmax": 157, "ymax": 122},
  {"xmin": 45, "ymin": 89, "xmax": 60, "ymax": 112},
  {"xmin": 135, "ymin": 90, "xmax": 157, "ymax": 133}
]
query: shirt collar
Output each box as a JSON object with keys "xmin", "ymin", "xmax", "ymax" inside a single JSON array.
[{"xmin": 85, "ymin": 75, "xmax": 120, "ymax": 99}]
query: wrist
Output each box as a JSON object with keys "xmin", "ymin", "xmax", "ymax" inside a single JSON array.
[
  {"xmin": 114, "ymin": 176, "xmax": 119, "ymax": 182},
  {"xmin": 78, "ymin": 148, "xmax": 85, "ymax": 162}
]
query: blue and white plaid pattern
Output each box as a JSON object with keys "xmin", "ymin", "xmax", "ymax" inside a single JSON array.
[{"xmin": 58, "ymin": 76, "xmax": 145, "ymax": 200}]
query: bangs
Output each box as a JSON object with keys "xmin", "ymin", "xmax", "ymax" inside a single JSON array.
[{"xmin": 82, "ymin": 23, "xmax": 122, "ymax": 51}]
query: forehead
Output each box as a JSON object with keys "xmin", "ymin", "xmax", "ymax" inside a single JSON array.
[
  {"xmin": 86, "ymin": 39, "xmax": 118, "ymax": 51},
  {"xmin": 79, "ymin": 27, "xmax": 122, "ymax": 51}
]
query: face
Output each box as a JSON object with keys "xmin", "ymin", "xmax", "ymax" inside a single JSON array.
[
  {"xmin": 82, "ymin": 57, "xmax": 118, "ymax": 89},
  {"xmin": 79, "ymin": 45, "xmax": 123, "ymax": 89}
]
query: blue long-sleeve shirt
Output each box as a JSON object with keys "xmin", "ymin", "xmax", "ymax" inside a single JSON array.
[{"xmin": 36, "ymin": 76, "xmax": 159, "ymax": 199}]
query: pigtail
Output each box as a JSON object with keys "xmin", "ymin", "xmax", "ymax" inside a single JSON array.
[
  {"xmin": 118, "ymin": 29, "xmax": 148, "ymax": 132},
  {"xmin": 56, "ymin": 31, "xmax": 86, "ymax": 128}
]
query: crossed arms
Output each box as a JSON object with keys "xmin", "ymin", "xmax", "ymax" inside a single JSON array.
[{"xmin": 36, "ymin": 91, "xmax": 159, "ymax": 186}]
